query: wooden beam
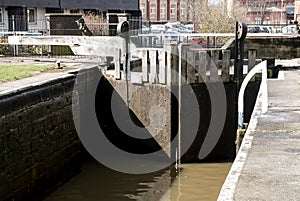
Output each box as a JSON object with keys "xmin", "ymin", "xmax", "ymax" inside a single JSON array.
[
  {"xmin": 158, "ymin": 50, "xmax": 166, "ymax": 84},
  {"xmin": 114, "ymin": 49, "xmax": 121, "ymax": 79},
  {"xmin": 179, "ymin": 44, "xmax": 190, "ymax": 84},
  {"xmin": 142, "ymin": 50, "xmax": 149, "ymax": 82},
  {"xmin": 187, "ymin": 51, "xmax": 195, "ymax": 84},
  {"xmin": 210, "ymin": 50, "xmax": 219, "ymax": 82},
  {"xmin": 248, "ymin": 49, "xmax": 257, "ymax": 72},
  {"xmin": 149, "ymin": 50, "xmax": 158, "ymax": 83},
  {"xmin": 222, "ymin": 50, "xmax": 231, "ymax": 82},
  {"xmin": 198, "ymin": 51, "xmax": 208, "ymax": 83},
  {"xmin": 165, "ymin": 45, "xmax": 178, "ymax": 85},
  {"xmin": 8, "ymin": 36, "xmax": 135, "ymax": 57}
]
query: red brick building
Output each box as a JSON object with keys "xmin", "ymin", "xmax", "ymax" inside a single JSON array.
[
  {"xmin": 139, "ymin": 0, "xmax": 208, "ymax": 23},
  {"xmin": 295, "ymin": 0, "xmax": 300, "ymax": 21},
  {"xmin": 224, "ymin": 0, "xmax": 295, "ymax": 24}
]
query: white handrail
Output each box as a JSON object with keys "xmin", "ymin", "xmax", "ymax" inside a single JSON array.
[{"xmin": 238, "ymin": 60, "xmax": 268, "ymax": 129}]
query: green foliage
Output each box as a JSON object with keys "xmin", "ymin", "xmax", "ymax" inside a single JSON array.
[
  {"xmin": 0, "ymin": 64, "xmax": 55, "ymax": 82},
  {"xmin": 0, "ymin": 44, "xmax": 12, "ymax": 55},
  {"xmin": 51, "ymin": 46, "xmax": 74, "ymax": 55}
]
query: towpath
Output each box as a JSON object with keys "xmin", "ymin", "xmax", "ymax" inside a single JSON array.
[{"xmin": 219, "ymin": 62, "xmax": 300, "ymax": 200}]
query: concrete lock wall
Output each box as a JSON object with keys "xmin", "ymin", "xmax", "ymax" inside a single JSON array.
[
  {"xmin": 0, "ymin": 66, "xmax": 100, "ymax": 201},
  {"xmin": 98, "ymin": 76, "xmax": 261, "ymax": 163},
  {"xmin": 228, "ymin": 37, "xmax": 300, "ymax": 60},
  {"xmin": 245, "ymin": 37, "xmax": 300, "ymax": 59},
  {"xmin": 96, "ymin": 77, "xmax": 173, "ymax": 157},
  {"xmin": 181, "ymin": 82, "xmax": 261, "ymax": 162}
]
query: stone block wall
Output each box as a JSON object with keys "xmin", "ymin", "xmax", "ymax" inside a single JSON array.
[
  {"xmin": 245, "ymin": 37, "xmax": 300, "ymax": 59},
  {"xmin": 0, "ymin": 67, "xmax": 100, "ymax": 200},
  {"xmin": 228, "ymin": 37, "xmax": 300, "ymax": 60}
]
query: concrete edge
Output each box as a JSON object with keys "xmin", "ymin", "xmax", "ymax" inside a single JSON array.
[
  {"xmin": 0, "ymin": 74, "xmax": 75, "ymax": 97},
  {"xmin": 217, "ymin": 81, "xmax": 265, "ymax": 201}
]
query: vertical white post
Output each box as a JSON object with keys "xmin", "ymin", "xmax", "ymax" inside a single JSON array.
[
  {"xmin": 142, "ymin": 50, "xmax": 149, "ymax": 82},
  {"xmin": 149, "ymin": 50, "xmax": 157, "ymax": 83},
  {"xmin": 12, "ymin": 15, "xmax": 18, "ymax": 56},
  {"xmin": 114, "ymin": 49, "xmax": 121, "ymax": 79},
  {"xmin": 261, "ymin": 61, "xmax": 268, "ymax": 114},
  {"xmin": 166, "ymin": 47, "xmax": 172, "ymax": 86},
  {"xmin": 158, "ymin": 50, "xmax": 166, "ymax": 84}
]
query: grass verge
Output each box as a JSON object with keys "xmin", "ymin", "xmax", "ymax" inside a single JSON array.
[{"xmin": 0, "ymin": 64, "xmax": 55, "ymax": 83}]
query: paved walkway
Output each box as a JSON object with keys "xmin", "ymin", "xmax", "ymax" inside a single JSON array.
[
  {"xmin": 235, "ymin": 68, "xmax": 300, "ymax": 201},
  {"xmin": 0, "ymin": 73, "xmax": 74, "ymax": 92},
  {"xmin": 219, "ymin": 67, "xmax": 300, "ymax": 200}
]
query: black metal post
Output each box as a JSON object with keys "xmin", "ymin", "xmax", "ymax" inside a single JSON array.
[
  {"xmin": 234, "ymin": 22, "xmax": 239, "ymax": 79},
  {"xmin": 234, "ymin": 22, "xmax": 247, "ymax": 91},
  {"xmin": 117, "ymin": 21, "xmax": 130, "ymax": 105}
]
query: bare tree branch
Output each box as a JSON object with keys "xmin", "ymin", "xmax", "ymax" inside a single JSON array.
[{"xmin": 189, "ymin": 1, "xmax": 247, "ymax": 33}]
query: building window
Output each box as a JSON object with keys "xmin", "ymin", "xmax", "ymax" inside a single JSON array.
[
  {"xmin": 170, "ymin": 4, "xmax": 176, "ymax": 19},
  {"xmin": 255, "ymin": 17, "xmax": 261, "ymax": 24},
  {"xmin": 141, "ymin": 3, "xmax": 146, "ymax": 18},
  {"xmin": 181, "ymin": 5, "xmax": 186, "ymax": 18},
  {"xmin": 27, "ymin": 8, "xmax": 36, "ymax": 23},
  {"xmin": 150, "ymin": 4, "xmax": 156, "ymax": 19},
  {"xmin": 161, "ymin": 4, "xmax": 166, "ymax": 19}
]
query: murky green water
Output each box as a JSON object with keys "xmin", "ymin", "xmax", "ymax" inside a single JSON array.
[{"xmin": 43, "ymin": 157, "xmax": 231, "ymax": 201}]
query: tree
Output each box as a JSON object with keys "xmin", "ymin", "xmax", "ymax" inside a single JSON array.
[
  {"xmin": 246, "ymin": 0, "xmax": 268, "ymax": 24},
  {"xmin": 190, "ymin": 1, "xmax": 247, "ymax": 33},
  {"xmin": 82, "ymin": 12, "xmax": 109, "ymax": 36},
  {"xmin": 187, "ymin": 0, "xmax": 208, "ymax": 30}
]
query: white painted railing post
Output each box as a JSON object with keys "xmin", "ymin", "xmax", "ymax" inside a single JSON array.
[
  {"xmin": 238, "ymin": 60, "xmax": 268, "ymax": 129},
  {"xmin": 261, "ymin": 61, "xmax": 268, "ymax": 114},
  {"xmin": 114, "ymin": 49, "xmax": 121, "ymax": 79}
]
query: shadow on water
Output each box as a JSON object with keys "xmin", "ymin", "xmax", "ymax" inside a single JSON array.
[
  {"xmin": 43, "ymin": 154, "xmax": 231, "ymax": 201},
  {"xmin": 43, "ymin": 154, "xmax": 175, "ymax": 201}
]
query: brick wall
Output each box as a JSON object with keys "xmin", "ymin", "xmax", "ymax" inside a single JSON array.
[{"xmin": 0, "ymin": 67, "xmax": 99, "ymax": 201}]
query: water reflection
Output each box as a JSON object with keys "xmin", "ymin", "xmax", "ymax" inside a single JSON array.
[
  {"xmin": 160, "ymin": 163, "xmax": 232, "ymax": 201},
  {"xmin": 44, "ymin": 157, "xmax": 231, "ymax": 201}
]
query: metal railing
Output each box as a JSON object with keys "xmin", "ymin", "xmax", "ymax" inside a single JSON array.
[{"xmin": 133, "ymin": 33, "xmax": 234, "ymax": 48}]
